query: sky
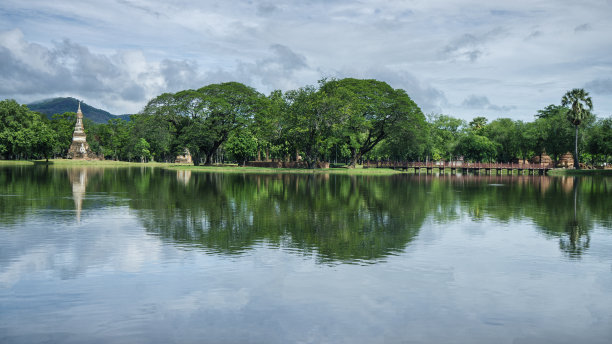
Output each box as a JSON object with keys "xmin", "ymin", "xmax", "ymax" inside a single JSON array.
[{"xmin": 0, "ymin": 0, "xmax": 611, "ymax": 121}]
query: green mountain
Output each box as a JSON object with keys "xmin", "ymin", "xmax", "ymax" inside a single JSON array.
[{"xmin": 27, "ymin": 97, "xmax": 132, "ymax": 123}]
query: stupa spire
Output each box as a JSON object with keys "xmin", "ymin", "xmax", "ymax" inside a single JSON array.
[{"xmin": 67, "ymin": 100, "xmax": 97, "ymax": 160}]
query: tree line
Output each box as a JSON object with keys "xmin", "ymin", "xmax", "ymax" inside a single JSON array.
[{"xmin": 1, "ymin": 79, "xmax": 610, "ymax": 167}]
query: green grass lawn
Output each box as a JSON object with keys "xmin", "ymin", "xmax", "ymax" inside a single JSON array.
[
  {"xmin": 547, "ymin": 168, "xmax": 612, "ymax": 176},
  {"xmin": 3, "ymin": 159, "xmax": 611, "ymax": 176},
  {"xmin": 165, "ymin": 164, "xmax": 404, "ymax": 175},
  {"xmin": 0, "ymin": 159, "xmax": 400, "ymax": 174},
  {"xmin": 0, "ymin": 159, "xmax": 188, "ymax": 167}
]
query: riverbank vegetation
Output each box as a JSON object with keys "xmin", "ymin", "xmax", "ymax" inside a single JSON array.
[{"xmin": 1, "ymin": 79, "xmax": 611, "ymax": 168}]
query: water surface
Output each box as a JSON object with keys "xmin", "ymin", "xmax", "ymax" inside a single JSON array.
[{"xmin": 1, "ymin": 166, "xmax": 611, "ymax": 343}]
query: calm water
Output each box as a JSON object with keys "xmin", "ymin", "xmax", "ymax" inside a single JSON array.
[{"xmin": 1, "ymin": 166, "xmax": 611, "ymax": 343}]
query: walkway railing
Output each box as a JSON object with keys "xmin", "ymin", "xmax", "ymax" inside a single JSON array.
[{"xmin": 364, "ymin": 161, "xmax": 552, "ymax": 170}]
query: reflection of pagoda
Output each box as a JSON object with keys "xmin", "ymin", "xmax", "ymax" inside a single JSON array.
[
  {"xmin": 176, "ymin": 170, "xmax": 192, "ymax": 185},
  {"xmin": 67, "ymin": 102, "xmax": 97, "ymax": 159},
  {"xmin": 69, "ymin": 168, "xmax": 88, "ymax": 224}
]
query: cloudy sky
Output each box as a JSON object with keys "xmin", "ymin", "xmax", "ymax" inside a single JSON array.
[{"xmin": 1, "ymin": 0, "xmax": 611, "ymax": 120}]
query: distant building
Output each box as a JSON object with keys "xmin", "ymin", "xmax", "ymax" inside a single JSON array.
[
  {"xmin": 175, "ymin": 148, "xmax": 193, "ymax": 164},
  {"xmin": 67, "ymin": 102, "xmax": 99, "ymax": 160}
]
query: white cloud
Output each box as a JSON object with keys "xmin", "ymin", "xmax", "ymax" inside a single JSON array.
[
  {"xmin": 0, "ymin": 0, "xmax": 611, "ymax": 118},
  {"xmin": 585, "ymin": 78, "xmax": 612, "ymax": 95},
  {"xmin": 462, "ymin": 94, "xmax": 516, "ymax": 112}
]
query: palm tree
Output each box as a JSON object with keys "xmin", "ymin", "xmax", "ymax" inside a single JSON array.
[
  {"xmin": 561, "ymin": 88, "xmax": 593, "ymax": 169},
  {"xmin": 469, "ymin": 116, "xmax": 488, "ymax": 132}
]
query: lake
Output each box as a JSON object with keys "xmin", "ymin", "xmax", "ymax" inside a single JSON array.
[{"xmin": 1, "ymin": 166, "xmax": 611, "ymax": 343}]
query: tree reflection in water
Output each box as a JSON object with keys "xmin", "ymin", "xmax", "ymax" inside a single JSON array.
[
  {"xmin": 0, "ymin": 166, "xmax": 610, "ymax": 262},
  {"xmin": 559, "ymin": 177, "xmax": 590, "ymax": 258}
]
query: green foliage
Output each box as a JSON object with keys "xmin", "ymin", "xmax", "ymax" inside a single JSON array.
[
  {"xmin": 95, "ymin": 118, "xmax": 132, "ymax": 160},
  {"xmin": 134, "ymin": 138, "xmax": 152, "ymax": 162},
  {"xmin": 251, "ymin": 90, "xmax": 285, "ymax": 161},
  {"xmin": 142, "ymin": 82, "xmax": 263, "ymax": 165},
  {"xmin": 2, "ymin": 84, "xmax": 610, "ymax": 167},
  {"xmin": 585, "ymin": 117, "xmax": 612, "ymax": 164},
  {"xmin": 130, "ymin": 114, "xmax": 175, "ymax": 162},
  {"xmin": 282, "ymin": 84, "xmax": 338, "ymax": 167},
  {"xmin": 483, "ymin": 118, "xmax": 520, "ymax": 162},
  {"xmin": 0, "ymin": 99, "xmax": 57, "ymax": 160},
  {"xmin": 225, "ymin": 129, "xmax": 258, "ymax": 165},
  {"xmin": 454, "ymin": 133, "xmax": 498, "ymax": 162},
  {"xmin": 468, "ymin": 116, "xmax": 488, "ymax": 133},
  {"xmin": 318, "ymin": 78, "xmax": 425, "ymax": 166},
  {"xmin": 533, "ymin": 105, "xmax": 574, "ymax": 161},
  {"xmin": 50, "ymin": 112, "xmax": 77, "ymax": 157},
  {"xmin": 562, "ymin": 89, "xmax": 593, "ymax": 126},
  {"xmin": 426, "ymin": 114, "xmax": 466, "ymax": 161}
]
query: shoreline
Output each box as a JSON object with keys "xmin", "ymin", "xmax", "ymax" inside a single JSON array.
[
  {"xmin": 2, "ymin": 159, "xmax": 611, "ymax": 176},
  {"xmin": 546, "ymin": 168, "xmax": 612, "ymax": 176}
]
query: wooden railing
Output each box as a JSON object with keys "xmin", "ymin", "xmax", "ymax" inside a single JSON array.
[{"xmin": 364, "ymin": 161, "xmax": 552, "ymax": 169}]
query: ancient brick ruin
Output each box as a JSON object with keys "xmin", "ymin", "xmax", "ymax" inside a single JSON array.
[{"xmin": 67, "ymin": 102, "xmax": 99, "ymax": 160}]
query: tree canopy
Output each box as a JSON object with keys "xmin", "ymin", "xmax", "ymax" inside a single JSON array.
[{"xmin": 1, "ymin": 83, "xmax": 610, "ymax": 168}]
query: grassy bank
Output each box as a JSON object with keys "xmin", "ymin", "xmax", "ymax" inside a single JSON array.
[
  {"xmin": 165, "ymin": 164, "xmax": 404, "ymax": 175},
  {"xmin": 0, "ymin": 159, "xmax": 187, "ymax": 167},
  {"xmin": 0, "ymin": 160, "xmax": 36, "ymax": 166},
  {"xmin": 0, "ymin": 159, "xmax": 402, "ymax": 174},
  {"xmin": 4, "ymin": 159, "xmax": 611, "ymax": 176},
  {"xmin": 547, "ymin": 168, "xmax": 612, "ymax": 176}
]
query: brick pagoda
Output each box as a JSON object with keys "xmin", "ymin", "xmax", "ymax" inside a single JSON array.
[{"xmin": 67, "ymin": 102, "xmax": 98, "ymax": 159}]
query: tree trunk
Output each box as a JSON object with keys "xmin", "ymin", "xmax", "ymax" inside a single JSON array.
[
  {"xmin": 192, "ymin": 153, "xmax": 201, "ymax": 166},
  {"xmin": 348, "ymin": 152, "xmax": 361, "ymax": 168},
  {"xmin": 346, "ymin": 147, "xmax": 358, "ymax": 168},
  {"xmin": 574, "ymin": 125, "xmax": 580, "ymax": 169}
]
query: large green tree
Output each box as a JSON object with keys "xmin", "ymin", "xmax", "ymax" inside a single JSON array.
[
  {"xmin": 95, "ymin": 118, "xmax": 132, "ymax": 160},
  {"xmin": 0, "ymin": 99, "xmax": 57, "ymax": 160},
  {"xmin": 225, "ymin": 128, "xmax": 258, "ymax": 166},
  {"xmin": 534, "ymin": 104, "xmax": 574, "ymax": 162},
  {"xmin": 561, "ymin": 88, "xmax": 593, "ymax": 169},
  {"xmin": 143, "ymin": 83, "xmax": 264, "ymax": 165},
  {"xmin": 426, "ymin": 114, "xmax": 465, "ymax": 162},
  {"xmin": 191, "ymin": 82, "xmax": 264, "ymax": 165},
  {"xmin": 454, "ymin": 133, "xmax": 498, "ymax": 162},
  {"xmin": 483, "ymin": 118, "xmax": 521, "ymax": 162},
  {"xmin": 585, "ymin": 117, "xmax": 612, "ymax": 165},
  {"xmin": 318, "ymin": 78, "xmax": 425, "ymax": 167},
  {"xmin": 251, "ymin": 90, "xmax": 285, "ymax": 161},
  {"xmin": 283, "ymin": 84, "xmax": 337, "ymax": 167},
  {"xmin": 50, "ymin": 112, "xmax": 77, "ymax": 157}
]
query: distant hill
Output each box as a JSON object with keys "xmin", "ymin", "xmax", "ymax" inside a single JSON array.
[{"xmin": 27, "ymin": 97, "xmax": 132, "ymax": 123}]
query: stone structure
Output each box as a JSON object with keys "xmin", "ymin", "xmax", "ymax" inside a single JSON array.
[
  {"xmin": 67, "ymin": 102, "xmax": 98, "ymax": 160},
  {"xmin": 175, "ymin": 149, "xmax": 193, "ymax": 164},
  {"xmin": 530, "ymin": 151, "xmax": 554, "ymax": 167},
  {"xmin": 511, "ymin": 158, "xmax": 529, "ymax": 165},
  {"xmin": 556, "ymin": 152, "xmax": 575, "ymax": 168}
]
